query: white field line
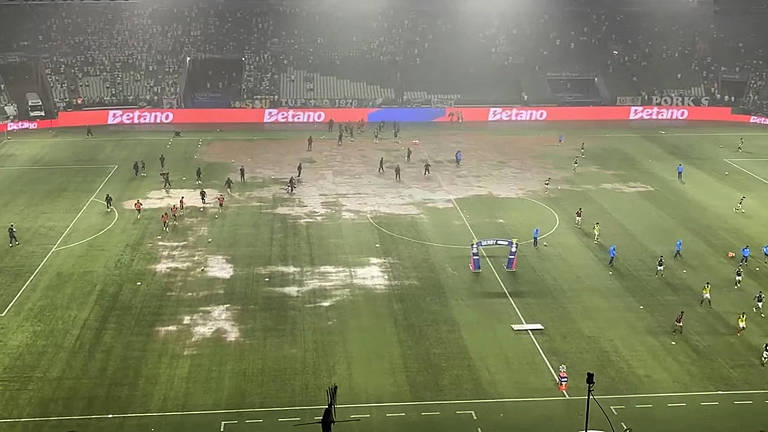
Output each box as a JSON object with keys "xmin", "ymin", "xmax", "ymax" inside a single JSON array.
[
  {"xmin": 1, "ymin": 389, "xmax": 767, "ymax": 423},
  {"xmin": 609, "ymin": 405, "xmax": 624, "ymax": 415},
  {"xmin": 635, "ymin": 404, "xmax": 653, "ymax": 408},
  {"xmin": 733, "ymin": 400, "xmax": 753, "ymax": 404},
  {"xmin": 429, "ymin": 165, "xmax": 565, "ymax": 398},
  {"xmin": 0, "ymin": 165, "xmax": 116, "ymax": 169},
  {"xmin": 277, "ymin": 417, "xmax": 300, "ymax": 421},
  {"xmin": 0, "ymin": 164, "xmax": 118, "ymax": 317},
  {"xmin": 699, "ymin": 402, "xmax": 719, "ymax": 406},
  {"xmin": 349, "ymin": 414, "xmax": 370, "ymax": 418},
  {"xmin": 420, "ymin": 412, "xmax": 440, "ymax": 415},
  {"xmin": 219, "ymin": 420, "xmax": 237, "ymax": 431},
  {"xmin": 367, "ymin": 197, "xmax": 558, "ymax": 249},
  {"xmin": 456, "ymin": 410, "xmax": 477, "ymax": 420},
  {"xmin": 666, "ymin": 403, "xmax": 686, "ymax": 407},
  {"xmin": 723, "ymin": 159, "xmax": 768, "ymax": 184},
  {"xmin": 366, "ymin": 215, "xmax": 465, "ymax": 249},
  {"xmin": 54, "ymin": 200, "xmax": 119, "ymax": 251},
  {"xmin": 244, "ymin": 419, "xmax": 262, "ymax": 423},
  {"xmin": 726, "ymin": 158, "xmax": 768, "ymax": 161}
]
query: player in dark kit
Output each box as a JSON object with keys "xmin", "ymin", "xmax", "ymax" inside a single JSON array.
[
  {"xmin": 307, "ymin": 135, "xmax": 313, "ymax": 151},
  {"xmin": 406, "ymin": 147, "xmax": 412, "ymax": 162},
  {"xmin": 337, "ymin": 130, "xmax": 343, "ymax": 146},
  {"xmin": 86, "ymin": 126, "xmax": 94, "ymax": 137},
  {"xmin": 424, "ymin": 161, "xmax": 431, "ymax": 175},
  {"xmin": 140, "ymin": 160, "xmax": 146, "ymax": 176},
  {"xmin": 8, "ymin": 223, "xmax": 19, "ymax": 247},
  {"xmin": 328, "ymin": 118, "xmax": 334, "ymax": 133},
  {"xmin": 200, "ymin": 189, "xmax": 207, "ymax": 205},
  {"xmin": 672, "ymin": 311, "xmax": 684, "ymax": 334},
  {"xmin": 179, "ymin": 196, "xmax": 185, "ymax": 215},
  {"xmin": 656, "ymin": 256, "xmax": 665, "ymax": 277},
  {"xmin": 378, "ymin": 157, "xmax": 385, "ymax": 174},
  {"xmin": 239, "ymin": 165, "xmax": 245, "ymax": 182},
  {"xmin": 297, "ymin": 162, "xmax": 302, "ymax": 178},
  {"xmin": 159, "ymin": 154, "xmax": 166, "ymax": 169},
  {"xmin": 224, "ymin": 177, "xmax": 233, "ymax": 194},
  {"xmin": 287, "ymin": 176, "xmax": 296, "ymax": 194},
  {"xmin": 161, "ymin": 171, "xmax": 171, "ymax": 189},
  {"xmin": 132, "ymin": 161, "xmax": 139, "ymax": 177},
  {"xmin": 394, "ymin": 164, "xmax": 401, "ymax": 182},
  {"xmin": 196, "ymin": 167, "xmax": 202, "ymax": 184},
  {"xmin": 105, "ymin": 194, "xmax": 113, "ymax": 212}
]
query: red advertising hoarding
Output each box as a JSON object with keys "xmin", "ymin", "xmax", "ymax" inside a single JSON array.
[{"xmin": 1, "ymin": 106, "xmax": 765, "ymax": 132}]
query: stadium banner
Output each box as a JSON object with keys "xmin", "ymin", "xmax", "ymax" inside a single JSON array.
[
  {"xmin": 2, "ymin": 106, "xmax": 767, "ymax": 132},
  {"xmin": 650, "ymin": 96, "xmax": 710, "ymax": 106}
]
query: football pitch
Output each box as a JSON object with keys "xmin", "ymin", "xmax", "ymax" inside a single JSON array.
[{"xmin": 0, "ymin": 121, "xmax": 767, "ymax": 432}]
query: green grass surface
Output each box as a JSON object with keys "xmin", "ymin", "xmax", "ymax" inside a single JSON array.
[{"xmin": 0, "ymin": 122, "xmax": 767, "ymax": 431}]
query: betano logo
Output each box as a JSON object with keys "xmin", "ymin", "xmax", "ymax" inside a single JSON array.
[
  {"xmin": 264, "ymin": 109, "xmax": 326, "ymax": 123},
  {"xmin": 488, "ymin": 107, "xmax": 547, "ymax": 121},
  {"xmin": 749, "ymin": 116, "xmax": 768, "ymax": 125},
  {"xmin": 7, "ymin": 120, "xmax": 38, "ymax": 131},
  {"xmin": 107, "ymin": 110, "xmax": 174, "ymax": 125},
  {"xmin": 629, "ymin": 106, "xmax": 689, "ymax": 120}
]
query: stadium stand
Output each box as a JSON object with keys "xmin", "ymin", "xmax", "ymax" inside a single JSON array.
[{"xmin": 0, "ymin": 0, "xmax": 765, "ymax": 113}]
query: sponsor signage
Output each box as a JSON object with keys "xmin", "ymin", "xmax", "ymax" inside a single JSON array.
[
  {"xmin": 264, "ymin": 109, "xmax": 325, "ymax": 123},
  {"xmin": 107, "ymin": 110, "xmax": 174, "ymax": 125},
  {"xmin": 650, "ymin": 96, "xmax": 710, "ymax": 107},
  {"xmin": 2, "ymin": 106, "xmax": 767, "ymax": 132},
  {"xmin": 628, "ymin": 106, "xmax": 689, "ymax": 120},
  {"xmin": 488, "ymin": 107, "xmax": 547, "ymax": 121}
]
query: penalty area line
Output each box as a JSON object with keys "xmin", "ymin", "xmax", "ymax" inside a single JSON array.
[
  {"xmin": 0, "ymin": 165, "xmax": 118, "ymax": 317},
  {"xmin": 723, "ymin": 159, "xmax": 768, "ymax": 184},
  {"xmin": 54, "ymin": 199, "xmax": 119, "ymax": 252}
]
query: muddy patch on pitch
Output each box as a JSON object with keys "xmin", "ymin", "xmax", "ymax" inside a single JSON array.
[
  {"xmin": 205, "ymin": 255, "xmax": 234, "ymax": 279},
  {"xmin": 599, "ymin": 182, "xmax": 654, "ymax": 192},
  {"xmin": 122, "ymin": 189, "xmax": 223, "ymax": 210},
  {"xmin": 154, "ymin": 241, "xmax": 234, "ymax": 280},
  {"xmin": 156, "ymin": 304, "xmax": 240, "ymax": 344},
  {"xmin": 263, "ymin": 258, "xmax": 394, "ymax": 307},
  {"xmin": 203, "ymin": 134, "xmax": 557, "ymax": 220},
  {"xmin": 559, "ymin": 182, "xmax": 654, "ymax": 193}
]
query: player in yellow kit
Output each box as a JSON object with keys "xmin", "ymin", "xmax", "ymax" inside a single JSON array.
[
  {"xmin": 737, "ymin": 312, "xmax": 747, "ymax": 336},
  {"xmin": 593, "ymin": 222, "xmax": 600, "ymax": 244},
  {"xmin": 700, "ymin": 282, "xmax": 712, "ymax": 307}
]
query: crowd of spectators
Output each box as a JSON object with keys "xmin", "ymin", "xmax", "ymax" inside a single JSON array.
[{"xmin": 0, "ymin": 0, "xmax": 765, "ymax": 111}]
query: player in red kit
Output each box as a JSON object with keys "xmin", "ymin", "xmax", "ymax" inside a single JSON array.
[
  {"xmin": 179, "ymin": 196, "xmax": 185, "ymax": 215},
  {"xmin": 216, "ymin": 194, "xmax": 225, "ymax": 214},
  {"xmin": 170, "ymin": 204, "xmax": 178, "ymax": 224},
  {"xmin": 161, "ymin": 212, "xmax": 170, "ymax": 232}
]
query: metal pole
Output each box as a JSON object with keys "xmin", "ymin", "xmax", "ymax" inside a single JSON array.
[{"xmin": 584, "ymin": 372, "xmax": 595, "ymax": 432}]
